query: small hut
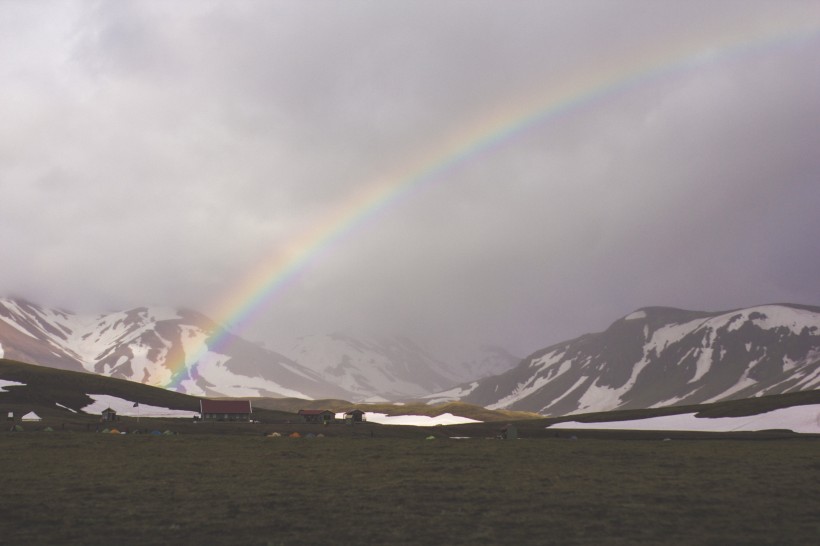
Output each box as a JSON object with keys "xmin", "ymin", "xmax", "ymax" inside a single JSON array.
[
  {"xmin": 101, "ymin": 407, "xmax": 117, "ymax": 422},
  {"xmin": 344, "ymin": 409, "xmax": 366, "ymax": 423},
  {"xmin": 199, "ymin": 400, "xmax": 252, "ymax": 422},
  {"xmin": 499, "ymin": 424, "xmax": 518, "ymax": 440},
  {"xmin": 297, "ymin": 409, "xmax": 335, "ymax": 424}
]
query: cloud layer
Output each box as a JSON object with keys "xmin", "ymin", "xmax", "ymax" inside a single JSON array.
[{"xmin": 2, "ymin": 1, "xmax": 819, "ymax": 361}]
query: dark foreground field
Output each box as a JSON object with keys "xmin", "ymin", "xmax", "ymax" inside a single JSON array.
[{"xmin": 1, "ymin": 433, "xmax": 818, "ymax": 546}]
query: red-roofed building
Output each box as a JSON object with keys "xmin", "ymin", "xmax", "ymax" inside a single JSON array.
[
  {"xmin": 298, "ymin": 409, "xmax": 335, "ymax": 424},
  {"xmin": 200, "ymin": 399, "xmax": 252, "ymax": 422}
]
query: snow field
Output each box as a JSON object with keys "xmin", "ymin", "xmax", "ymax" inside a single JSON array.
[
  {"xmin": 549, "ymin": 404, "xmax": 820, "ymax": 434},
  {"xmin": 363, "ymin": 412, "xmax": 480, "ymax": 426},
  {"xmin": 82, "ymin": 394, "xmax": 199, "ymax": 418},
  {"xmin": 0, "ymin": 379, "xmax": 26, "ymax": 392}
]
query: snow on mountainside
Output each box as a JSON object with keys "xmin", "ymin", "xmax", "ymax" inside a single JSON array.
[
  {"xmin": 0, "ymin": 297, "xmax": 351, "ymax": 400},
  {"xmin": 448, "ymin": 345, "xmax": 521, "ymax": 383},
  {"xmin": 430, "ymin": 304, "xmax": 820, "ymax": 415},
  {"xmin": 283, "ymin": 333, "xmax": 462, "ymax": 399}
]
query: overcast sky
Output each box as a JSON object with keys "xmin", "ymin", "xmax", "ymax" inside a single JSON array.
[{"xmin": 2, "ymin": 1, "xmax": 819, "ymax": 362}]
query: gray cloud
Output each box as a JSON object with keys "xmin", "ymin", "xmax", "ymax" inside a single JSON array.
[{"xmin": 1, "ymin": 1, "xmax": 819, "ymax": 361}]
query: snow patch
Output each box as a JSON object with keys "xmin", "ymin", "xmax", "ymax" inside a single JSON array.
[
  {"xmin": 176, "ymin": 327, "xmax": 312, "ymax": 399},
  {"xmin": 688, "ymin": 347, "xmax": 714, "ymax": 384},
  {"xmin": 576, "ymin": 380, "xmax": 622, "ymax": 413},
  {"xmin": 539, "ymin": 376, "xmax": 588, "ymax": 413},
  {"xmin": 56, "ymin": 402, "xmax": 78, "ymax": 413},
  {"xmin": 423, "ymin": 382, "xmax": 478, "ymax": 405},
  {"xmin": 722, "ymin": 305, "xmax": 820, "ymax": 335},
  {"xmin": 549, "ymin": 404, "xmax": 820, "ymax": 434},
  {"xmin": 0, "ymin": 314, "xmax": 37, "ymax": 338},
  {"xmin": 364, "ymin": 412, "xmax": 480, "ymax": 426},
  {"xmin": 647, "ymin": 318, "xmax": 707, "ymax": 350},
  {"xmin": 82, "ymin": 394, "xmax": 199, "ymax": 418},
  {"xmin": 624, "ymin": 310, "xmax": 647, "ymax": 321},
  {"xmin": 701, "ymin": 368, "xmax": 759, "ymax": 403},
  {"xmin": 0, "ymin": 379, "xmax": 25, "ymax": 392}
]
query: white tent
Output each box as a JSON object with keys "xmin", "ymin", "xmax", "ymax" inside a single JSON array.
[{"xmin": 21, "ymin": 411, "xmax": 42, "ymax": 422}]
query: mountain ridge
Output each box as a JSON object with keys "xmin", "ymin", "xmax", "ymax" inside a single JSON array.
[
  {"xmin": 429, "ymin": 303, "xmax": 820, "ymax": 415},
  {"xmin": 0, "ymin": 297, "xmax": 352, "ymax": 400},
  {"xmin": 0, "ymin": 297, "xmax": 515, "ymax": 401}
]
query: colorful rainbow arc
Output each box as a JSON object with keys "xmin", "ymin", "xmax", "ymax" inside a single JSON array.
[{"xmin": 165, "ymin": 21, "xmax": 820, "ymax": 390}]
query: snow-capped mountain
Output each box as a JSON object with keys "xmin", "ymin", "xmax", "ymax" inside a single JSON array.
[
  {"xmin": 450, "ymin": 345, "xmax": 521, "ymax": 383},
  {"xmin": 283, "ymin": 333, "xmax": 463, "ymax": 400},
  {"xmin": 428, "ymin": 304, "xmax": 820, "ymax": 415},
  {"xmin": 0, "ymin": 297, "xmax": 352, "ymax": 400}
]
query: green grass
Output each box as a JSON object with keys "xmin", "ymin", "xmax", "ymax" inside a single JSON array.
[
  {"xmin": 0, "ymin": 358, "xmax": 201, "ymax": 416},
  {"xmin": 1, "ymin": 433, "xmax": 818, "ymax": 545}
]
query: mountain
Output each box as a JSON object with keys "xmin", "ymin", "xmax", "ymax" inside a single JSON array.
[
  {"xmin": 450, "ymin": 344, "xmax": 521, "ymax": 382},
  {"xmin": 0, "ymin": 297, "xmax": 352, "ymax": 400},
  {"xmin": 281, "ymin": 334, "xmax": 520, "ymax": 400},
  {"xmin": 283, "ymin": 333, "xmax": 460, "ymax": 400},
  {"xmin": 428, "ymin": 304, "xmax": 820, "ymax": 415}
]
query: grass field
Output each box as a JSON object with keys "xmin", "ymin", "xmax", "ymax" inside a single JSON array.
[{"xmin": 1, "ymin": 432, "xmax": 818, "ymax": 545}]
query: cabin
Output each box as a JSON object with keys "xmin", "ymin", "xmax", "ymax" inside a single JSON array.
[
  {"xmin": 101, "ymin": 408, "xmax": 117, "ymax": 422},
  {"xmin": 499, "ymin": 424, "xmax": 518, "ymax": 440},
  {"xmin": 344, "ymin": 409, "xmax": 366, "ymax": 423},
  {"xmin": 200, "ymin": 399, "xmax": 253, "ymax": 422},
  {"xmin": 298, "ymin": 409, "xmax": 335, "ymax": 424}
]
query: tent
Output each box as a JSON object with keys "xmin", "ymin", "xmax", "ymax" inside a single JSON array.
[
  {"xmin": 267, "ymin": 432, "xmax": 282, "ymax": 438},
  {"xmin": 163, "ymin": 430, "xmax": 174, "ymax": 435},
  {"xmin": 425, "ymin": 435, "xmax": 436, "ymax": 440},
  {"xmin": 150, "ymin": 430, "xmax": 162, "ymax": 435},
  {"xmin": 109, "ymin": 428, "xmax": 120, "ymax": 434},
  {"xmin": 101, "ymin": 428, "xmax": 110, "ymax": 433},
  {"xmin": 289, "ymin": 432, "xmax": 301, "ymax": 438},
  {"xmin": 305, "ymin": 432, "xmax": 316, "ymax": 439},
  {"xmin": 21, "ymin": 411, "xmax": 41, "ymax": 422},
  {"xmin": 43, "ymin": 427, "xmax": 54, "ymax": 432},
  {"xmin": 11, "ymin": 424, "xmax": 23, "ymax": 432}
]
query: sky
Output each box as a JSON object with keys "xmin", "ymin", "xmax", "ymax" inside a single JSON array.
[{"xmin": 1, "ymin": 1, "xmax": 819, "ymax": 363}]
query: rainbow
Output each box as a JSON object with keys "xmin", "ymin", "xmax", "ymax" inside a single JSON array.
[{"xmin": 165, "ymin": 19, "xmax": 820, "ymax": 390}]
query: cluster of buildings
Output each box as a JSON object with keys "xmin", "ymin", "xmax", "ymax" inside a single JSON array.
[{"xmin": 197, "ymin": 400, "xmax": 366, "ymax": 424}]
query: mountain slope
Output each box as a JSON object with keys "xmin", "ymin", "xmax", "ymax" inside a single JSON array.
[
  {"xmin": 283, "ymin": 333, "xmax": 461, "ymax": 400},
  {"xmin": 431, "ymin": 304, "xmax": 820, "ymax": 415},
  {"xmin": 0, "ymin": 297, "xmax": 352, "ymax": 400}
]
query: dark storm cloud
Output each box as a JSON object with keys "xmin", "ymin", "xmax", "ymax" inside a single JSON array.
[{"xmin": 1, "ymin": 1, "xmax": 818, "ymax": 360}]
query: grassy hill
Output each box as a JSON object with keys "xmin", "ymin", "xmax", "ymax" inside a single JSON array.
[
  {"xmin": 0, "ymin": 358, "xmax": 532, "ymax": 434},
  {"xmin": 3, "ymin": 357, "xmax": 817, "ymax": 439},
  {"xmin": 0, "ymin": 358, "xmax": 200, "ymax": 417},
  {"xmin": 442, "ymin": 389, "xmax": 820, "ymax": 440},
  {"xmin": 0, "ymin": 358, "xmax": 295, "ymax": 426}
]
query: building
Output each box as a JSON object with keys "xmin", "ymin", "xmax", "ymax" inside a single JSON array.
[
  {"xmin": 499, "ymin": 424, "xmax": 518, "ymax": 440},
  {"xmin": 344, "ymin": 409, "xmax": 366, "ymax": 423},
  {"xmin": 298, "ymin": 409, "xmax": 335, "ymax": 424},
  {"xmin": 200, "ymin": 399, "xmax": 253, "ymax": 422},
  {"xmin": 101, "ymin": 408, "xmax": 117, "ymax": 422}
]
